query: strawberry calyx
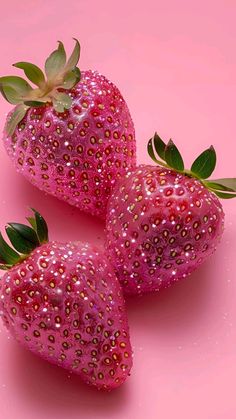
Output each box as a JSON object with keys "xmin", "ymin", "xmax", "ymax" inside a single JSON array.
[
  {"xmin": 0, "ymin": 209, "xmax": 48, "ymax": 270},
  {"xmin": 148, "ymin": 133, "xmax": 236, "ymax": 199},
  {"xmin": 0, "ymin": 39, "xmax": 81, "ymax": 136}
]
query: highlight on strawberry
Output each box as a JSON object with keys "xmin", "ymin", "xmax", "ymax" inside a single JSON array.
[
  {"xmin": 105, "ymin": 133, "xmax": 236, "ymax": 296},
  {"xmin": 0, "ymin": 39, "xmax": 136, "ymax": 218},
  {"xmin": 0, "ymin": 210, "xmax": 133, "ymax": 390}
]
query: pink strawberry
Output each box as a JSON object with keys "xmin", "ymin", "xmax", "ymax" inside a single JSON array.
[
  {"xmin": 105, "ymin": 133, "xmax": 236, "ymax": 296},
  {"xmin": 0, "ymin": 210, "xmax": 133, "ymax": 390},
  {"xmin": 0, "ymin": 40, "xmax": 136, "ymax": 218}
]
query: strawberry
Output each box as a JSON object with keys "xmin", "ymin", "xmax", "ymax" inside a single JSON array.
[
  {"xmin": 0, "ymin": 39, "xmax": 136, "ymax": 218},
  {"xmin": 105, "ymin": 133, "xmax": 236, "ymax": 296},
  {"xmin": 0, "ymin": 210, "xmax": 133, "ymax": 390}
]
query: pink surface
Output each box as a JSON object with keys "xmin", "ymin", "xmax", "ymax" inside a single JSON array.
[{"xmin": 0, "ymin": 1, "xmax": 235, "ymax": 418}]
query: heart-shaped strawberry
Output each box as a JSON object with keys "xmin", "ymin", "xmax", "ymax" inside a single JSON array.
[
  {"xmin": 0, "ymin": 210, "xmax": 133, "ymax": 390},
  {"xmin": 105, "ymin": 133, "xmax": 236, "ymax": 296},
  {"xmin": 0, "ymin": 39, "xmax": 136, "ymax": 218}
]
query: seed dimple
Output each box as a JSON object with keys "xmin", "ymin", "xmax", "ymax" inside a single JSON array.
[
  {"xmin": 16, "ymin": 295, "xmax": 22, "ymax": 304},
  {"xmin": 142, "ymin": 224, "xmax": 149, "ymax": 232},
  {"xmin": 181, "ymin": 229, "xmax": 187, "ymax": 237},
  {"xmin": 165, "ymin": 188, "xmax": 173, "ymax": 196},
  {"xmin": 40, "ymin": 260, "xmax": 48, "ymax": 268},
  {"xmin": 55, "ymin": 316, "xmax": 61, "ymax": 324},
  {"xmin": 184, "ymin": 244, "xmax": 192, "ymax": 251}
]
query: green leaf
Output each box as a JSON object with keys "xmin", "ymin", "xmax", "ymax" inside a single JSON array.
[
  {"xmin": 52, "ymin": 99, "xmax": 65, "ymax": 113},
  {"xmin": 24, "ymin": 100, "xmax": 46, "ymax": 107},
  {"xmin": 8, "ymin": 223, "xmax": 39, "ymax": 245},
  {"xmin": 13, "ymin": 62, "xmax": 46, "ymax": 87},
  {"xmin": 53, "ymin": 92, "xmax": 72, "ymax": 112},
  {"xmin": 32, "ymin": 209, "xmax": 49, "ymax": 243},
  {"xmin": 211, "ymin": 190, "xmax": 236, "ymax": 199},
  {"xmin": 45, "ymin": 41, "xmax": 66, "ymax": 81},
  {"xmin": 0, "ymin": 232, "xmax": 20, "ymax": 265},
  {"xmin": 154, "ymin": 133, "xmax": 166, "ymax": 160},
  {"xmin": 165, "ymin": 140, "xmax": 184, "ymax": 171},
  {"xmin": 191, "ymin": 146, "xmax": 216, "ymax": 179},
  {"xmin": 0, "ymin": 85, "xmax": 21, "ymax": 104},
  {"xmin": 6, "ymin": 104, "xmax": 29, "ymax": 136},
  {"xmin": 208, "ymin": 178, "xmax": 236, "ymax": 192},
  {"xmin": 73, "ymin": 66, "xmax": 81, "ymax": 80},
  {"xmin": 6, "ymin": 226, "xmax": 37, "ymax": 254},
  {"xmin": 27, "ymin": 217, "xmax": 37, "ymax": 230},
  {"xmin": 147, "ymin": 137, "xmax": 165, "ymax": 166},
  {"xmin": 63, "ymin": 71, "xmax": 77, "ymax": 89},
  {"xmin": 206, "ymin": 178, "xmax": 236, "ymax": 199},
  {"xmin": 0, "ymin": 76, "xmax": 32, "ymax": 95},
  {"xmin": 63, "ymin": 67, "xmax": 80, "ymax": 89},
  {"xmin": 205, "ymin": 181, "xmax": 234, "ymax": 192},
  {"xmin": 65, "ymin": 38, "xmax": 80, "ymax": 72},
  {"xmin": 0, "ymin": 265, "xmax": 11, "ymax": 271}
]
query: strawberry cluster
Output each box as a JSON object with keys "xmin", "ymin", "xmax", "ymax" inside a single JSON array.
[{"xmin": 0, "ymin": 39, "xmax": 235, "ymax": 391}]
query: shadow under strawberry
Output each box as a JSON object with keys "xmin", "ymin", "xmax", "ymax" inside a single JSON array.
[
  {"xmin": 17, "ymin": 174, "xmax": 106, "ymax": 244},
  {"xmin": 9, "ymin": 341, "xmax": 131, "ymax": 412}
]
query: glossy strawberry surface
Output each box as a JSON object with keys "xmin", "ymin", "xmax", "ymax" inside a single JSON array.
[
  {"xmin": 105, "ymin": 165, "xmax": 225, "ymax": 296},
  {"xmin": 0, "ymin": 241, "xmax": 133, "ymax": 390}
]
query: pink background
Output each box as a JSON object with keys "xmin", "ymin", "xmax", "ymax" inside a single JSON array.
[{"xmin": 0, "ymin": 1, "xmax": 236, "ymax": 418}]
